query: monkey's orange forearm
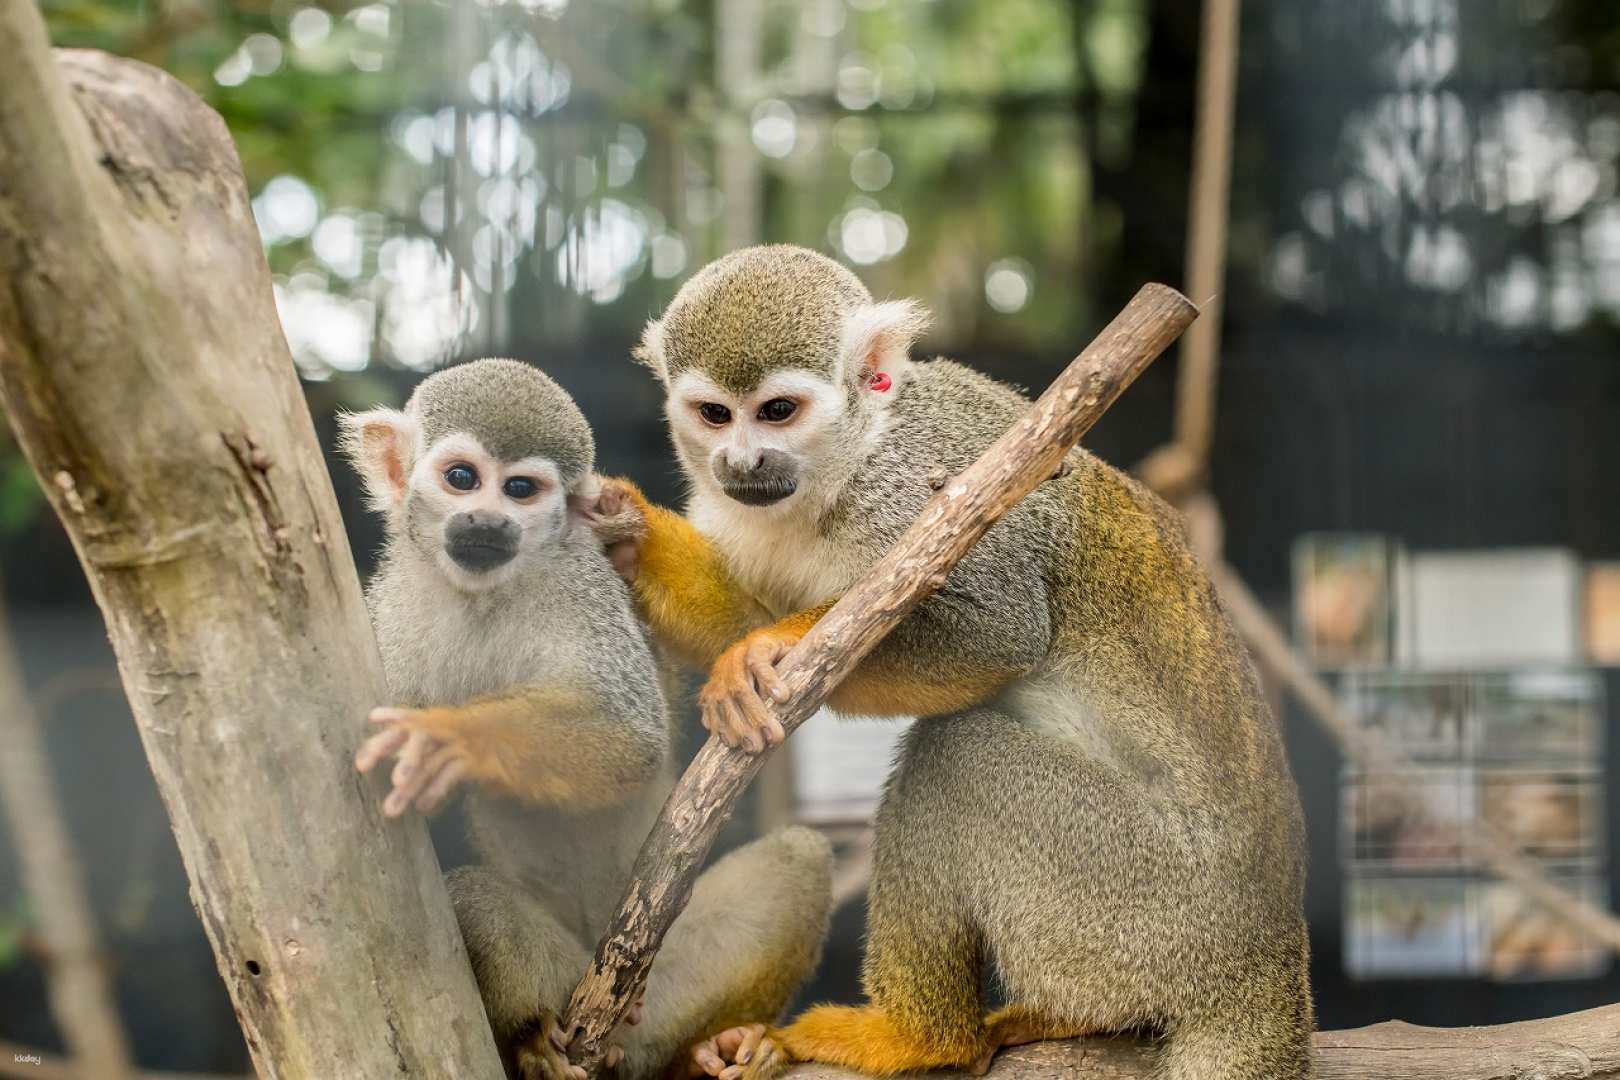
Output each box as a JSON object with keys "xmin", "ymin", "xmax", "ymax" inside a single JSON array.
[
  {"xmin": 620, "ymin": 484, "xmax": 773, "ymax": 668},
  {"xmin": 747, "ymin": 606, "xmax": 1021, "ymax": 719},
  {"xmin": 402, "ymin": 686, "xmax": 657, "ymax": 808}
]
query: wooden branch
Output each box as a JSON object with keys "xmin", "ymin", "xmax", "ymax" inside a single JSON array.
[
  {"xmin": 562, "ymin": 284, "xmax": 1199, "ymax": 1070},
  {"xmin": 785, "ymin": 1003, "xmax": 1620, "ymax": 1080},
  {"xmin": 0, "ymin": 23, "xmax": 504, "ymax": 1080}
]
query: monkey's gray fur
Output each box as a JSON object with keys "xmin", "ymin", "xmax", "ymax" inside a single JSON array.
[
  {"xmin": 347, "ymin": 357, "xmax": 833, "ymax": 1080},
  {"xmin": 635, "ymin": 250, "xmax": 1313, "ymax": 1080}
]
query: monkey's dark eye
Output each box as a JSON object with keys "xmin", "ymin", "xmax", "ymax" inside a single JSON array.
[
  {"xmin": 444, "ymin": 464, "xmax": 479, "ymax": 491},
  {"xmin": 502, "ymin": 477, "xmax": 540, "ymax": 501},
  {"xmin": 758, "ymin": 398, "xmax": 798, "ymax": 423},
  {"xmin": 698, "ymin": 403, "xmax": 732, "ymax": 426}
]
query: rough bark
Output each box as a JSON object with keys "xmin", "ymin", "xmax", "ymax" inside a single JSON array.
[
  {"xmin": 562, "ymin": 285, "xmax": 1200, "ymax": 1070},
  {"xmin": 0, "ymin": 23, "xmax": 503, "ymax": 1080},
  {"xmin": 789, "ymin": 1003, "xmax": 1620, "ymax": 1080}
]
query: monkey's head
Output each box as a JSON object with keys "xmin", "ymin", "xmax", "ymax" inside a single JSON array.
[
  {"xmin": 634, "ymin": 245, "xmax": 928, "ymax": 513},
  {"xmin": 339, "ymin": 357, "xmax": 594, "ymax": 591}
]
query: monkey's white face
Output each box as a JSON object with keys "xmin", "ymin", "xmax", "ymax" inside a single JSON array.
[
  {"xmin": 404, "ymin": 433, "xmax": 569, "ymax": 592},
  {"xmin": 664, "ymin": 369, "xmax": 848, "ymax": 513}
]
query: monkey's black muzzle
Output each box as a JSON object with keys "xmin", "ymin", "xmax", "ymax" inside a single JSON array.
[
  {"xmin": 445, "ymin": 512, "xmax": 520, "ymax": 573},
  {"xmin": 714, "ymin": 449, "xmax": 799, "ymax": 507}
]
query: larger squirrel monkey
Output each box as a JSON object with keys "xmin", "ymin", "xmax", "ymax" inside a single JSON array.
[
  {"xmin": 342, "ymin": 358, "xmax": 833, "ymax": 1080},
  {"xmin": 584, "ymin": 248, "xmax": 1314, "ymax": 1080}
]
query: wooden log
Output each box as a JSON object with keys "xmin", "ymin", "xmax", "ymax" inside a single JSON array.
[
  {"xmin": 788, "ymin": 1003, "xmax": 1620, "ymax": 1080},
  {"xmin": 0, "ymin": 23, "xmax": 504, "ymax": 1080},
  {"xmin": 562, "ymin": 284, "xmax": 1200, "ymax": 1070}
]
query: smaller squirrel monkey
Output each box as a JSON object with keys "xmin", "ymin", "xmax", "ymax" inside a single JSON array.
[{"xmin": 342, "ymin": 358, "xmax": 832, "ymax": 1080}]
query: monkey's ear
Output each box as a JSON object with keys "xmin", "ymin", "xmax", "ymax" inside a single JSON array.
[
  {"xmin": 840, "ymin": 300, "xmax": 931, "ymax": 386},
  {"xmin": 632, "ymin": 318, "xmax": 669, "ymax": 385},
  {"xmin": 336, "ymin": 407, "xmax": 419, "ymax": 515}
]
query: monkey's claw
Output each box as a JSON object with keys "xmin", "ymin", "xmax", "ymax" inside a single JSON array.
[{"xmin": 516, "ymin": 1011, "xmax": 589, "ymax": 1080}]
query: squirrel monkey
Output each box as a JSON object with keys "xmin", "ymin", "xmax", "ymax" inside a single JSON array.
[
  {"xmin": 340, "ymin": 358, "xmax": 833, "ymax": 1080},
  {"xmin": 584, "ymin": 248, "xmax": 1314, "ymax": 1080}
]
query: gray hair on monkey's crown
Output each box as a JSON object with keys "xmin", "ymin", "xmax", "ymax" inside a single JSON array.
[{"xmin": 407, "ymin": 358, "xmax": 595, "ymax": 484}]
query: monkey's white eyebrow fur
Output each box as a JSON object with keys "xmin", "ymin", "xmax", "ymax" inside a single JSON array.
[
  {"xmin": 669, "ymin": 370, "xmax": 736, "ymax": 404},
  {"xmin": 752, "ymin": 371, "xmax": 835, "ymax": 402}
]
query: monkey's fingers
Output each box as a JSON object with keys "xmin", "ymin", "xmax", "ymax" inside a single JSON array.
[
  {"xmin": 605, "ymin": 539, "xmax": 641, "ymax": 581},
  {"xmin": 414, "ymin": 757, "xmax": 468, "ymax": 815},
  {"xmin": 390, "ymin": 729, "xmax": 434, "ymax": 786},
  {"xmin": 383, "ymin": 732, "xmax": 441, "ymax": 817},
  {"xmin": 710, "ymin": 698, "xmax": 752, "ymax": 752},
  {"xmin": 731, "ymin": 1024, "xmax": 767, "ymax": 1066},
  {"xmin": 718, "ymin": 1030, "xmax": 786, "ymax": 1080},
  {"xmin": 691, "ymin": 1037, "xmax": 727, "ymax": 1077},
  {"xmin": 728, "ymin": 685, "xmax": 779, "ymax": 751},
  {"xmin": 743, "ymin": 639, "xmax": 792, "ymax": 707},
  {"xmin": 354, "ymin": 726, "xmax": 409, "ymax": 774},
  {"xmin": 623, "ymin": 995, "xmax": 645, "ymax": 1026}
]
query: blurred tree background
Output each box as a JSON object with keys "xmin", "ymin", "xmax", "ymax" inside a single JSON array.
[{"xmin": 5, "ymin": 0, "xmax": 1620, "ymax": 1072}]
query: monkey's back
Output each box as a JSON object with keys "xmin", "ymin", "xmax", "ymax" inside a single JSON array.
[{"xmin": 845, "ymin": 357, "xmax": 1305, "ymax": 884}]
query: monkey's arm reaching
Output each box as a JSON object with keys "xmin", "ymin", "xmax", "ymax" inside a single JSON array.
[
  {"xmin": 699, "ymin": 564, "xmax": 1050, "ymax": 750},
  {"xmin": 582, "ymin": 477, "xmax": 774, "ymax": 668},
  {"xmin": 355, "ymin": 680, "xmax": 667, "ymax": 816}
]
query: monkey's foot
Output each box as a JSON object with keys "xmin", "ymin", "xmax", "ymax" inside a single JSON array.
[
  {"xmin": 515, "ymin": 1010, "xmax": 592, "ymax": 1080},
  {"xmin": 971, "ymin": 1004, "xmax": 1092, "ymax": 1075},
  {"xmin": 680, "ymin": 1023, "xmax": 790, "ymax": 1080},
  {"xmin": 775, "ymin": 1005, "xmax": 977, "ymax": 1076}
]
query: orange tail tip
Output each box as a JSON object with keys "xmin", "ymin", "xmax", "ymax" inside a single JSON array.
[{"xmin": 776, "ymin": 1005, "xmax": 978, "ymax": 1076}]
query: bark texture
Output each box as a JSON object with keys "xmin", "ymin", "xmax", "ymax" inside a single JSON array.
[
  {"xmin": 562, "ymin": 285, "xmax": 1200, "ymax": 1070},
  {"xmin": 790, "ymin": 1004, "xmax": 1620, "ymax": 1080},
  {"xmin": 0, "ymin": 26, "xmax": 503, "ymax": 1080}
]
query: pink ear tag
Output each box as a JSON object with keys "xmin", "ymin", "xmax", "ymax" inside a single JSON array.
[{"xmin": 868, "ymin": 371, "xmax": 892, "ymax": 392}]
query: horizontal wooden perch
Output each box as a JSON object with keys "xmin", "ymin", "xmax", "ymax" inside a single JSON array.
[
  {"xmin": 784, "ymin": 1004, "xmax": 1620, "ymax": 1080},
  {"xmin": 561, "ymin": 284, "xmax": 1200, "ymax": 1070}
]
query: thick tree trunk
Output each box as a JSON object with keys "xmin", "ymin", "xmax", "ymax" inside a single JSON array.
[{"xmin": 0, "ymin": 18, "xmax": 503, "ymax": 1080}]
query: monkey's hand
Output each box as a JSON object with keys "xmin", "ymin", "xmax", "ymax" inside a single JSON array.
[
  {"xmin": 683, "ymin": 1024, "xmax": 790, "ymax": 1080},
  {"xmin": 353, "ymin": 707, "xmax": 471, "ymax": 818},
  {"xmin": 572, "ymin": 475, "xmax": 648, "ymax": 580},
  {"xmin": 698, "ymin": 626, "xmax": 800, "ymax": 753},
  {"xmin": 515, "ymin": 1010, "xmax": 600, "ymax": 1080}
]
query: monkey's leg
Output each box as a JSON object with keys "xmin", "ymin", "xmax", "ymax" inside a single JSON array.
[
  {"xmin": 776, "ymin": 710, "xmax": 1134, "ymax": 1077},
  {"xmin": 770, "ymin": 766, "xmax": 989, "ymax": 1076},
  {"xmin": 1152, "ymin": 929, "xmax": 1315, "ymax": 1080},
  {"xmin": 935, "ymin": 710, "xmax": 1312, "ymax": 1080},
  {"xmin": 446, "ymin": 866, "xmax": 595, "ymax": 1080},
  {"xmin": 615, "ymin": 826, "xmax": 833, "ymax": 1080}
]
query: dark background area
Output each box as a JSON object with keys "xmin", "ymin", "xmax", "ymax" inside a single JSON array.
[{"xmin": 4, "ymin": 0, "xmax": 1620, "ymax": 1071}]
